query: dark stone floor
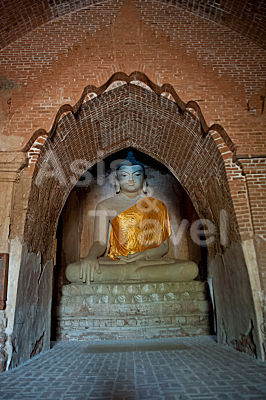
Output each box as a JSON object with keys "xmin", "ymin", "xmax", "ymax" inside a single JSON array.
[{"xmin": 0, "ymin": 336, "xmax": 265, "ymax": 400}]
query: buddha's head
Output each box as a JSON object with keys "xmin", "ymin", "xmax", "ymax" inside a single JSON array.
[{"xmin": 115, "ymin": 152, "xmax": 147, "ymax": 194}]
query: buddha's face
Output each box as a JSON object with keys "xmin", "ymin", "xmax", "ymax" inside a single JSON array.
[{"xmin": 116, "ymin": 165, "xmax": 145, "ymax": 193}]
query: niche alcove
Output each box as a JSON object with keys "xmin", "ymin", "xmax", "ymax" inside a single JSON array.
[
  {"xmin": 9, "ymin": 73, "xmax": 264, "ymax": 367},
  {"xmin": 51, "ymin": 148, "xmax": 212, "ymax": 341}
]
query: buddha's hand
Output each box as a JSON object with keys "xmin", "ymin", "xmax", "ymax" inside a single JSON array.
[{"xmin": 79, "ymin": 257, "xmax": 101, "ymax": 285}]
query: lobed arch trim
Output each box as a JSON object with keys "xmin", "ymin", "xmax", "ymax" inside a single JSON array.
[{"xmin": 22, "ymin": 71, "xmax": 237, "ymax": 161}]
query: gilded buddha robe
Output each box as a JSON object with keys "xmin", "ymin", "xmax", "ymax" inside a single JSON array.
[{"xmin": 108, "ymin": 197, "xmax": 171, "ymax": 260}]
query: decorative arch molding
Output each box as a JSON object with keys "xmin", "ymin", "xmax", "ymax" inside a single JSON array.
[
  {"xmin": 23, "ymin": 71, "xmax": 236, "ymax": 164},
  {"xmin": 23, "ymin": 79, "xmax": 240, "ymax": 263}
]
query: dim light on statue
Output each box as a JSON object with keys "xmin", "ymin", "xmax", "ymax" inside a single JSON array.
[{"xmin": 66, "ymin": 152, "xmax": 198, "ymax": 284}]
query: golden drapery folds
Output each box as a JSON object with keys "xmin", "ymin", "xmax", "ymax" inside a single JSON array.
[{"xmin": 108, "ymin": 197, "xmax": 171, "ymax": 260}]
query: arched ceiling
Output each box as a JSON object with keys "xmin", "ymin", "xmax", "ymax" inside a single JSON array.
[{"xmin": 0, "ymin": 0, "xmax": 265, "ymax": 50}]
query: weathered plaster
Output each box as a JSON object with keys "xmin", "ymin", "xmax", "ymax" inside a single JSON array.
[
  {"xmin": 9, "ymin": 245, "xmax": 53, "ymax": 368},
  {"xmin": 209, "ymin": 241, "xmax": 264, "ymax": 360},
  {"xmin": 0, "ymin": 151, "xmax": 27, "ymax": 253},
  {"xmin": 0, "ymin": 151, "xmax": 27, "ymax": 370},
  {"xmin": 0, "ymin": 134, "xmax": 24, "ymax": 152},
  {"xmin": 241, "ymin": 238, "xmax": 265, "ymax": 359},
  {"xmin": 0, "ymin": 182, "xmax": 13, "ymax": 253},
  {"xmin": 5, "ymin": 237, "xmax": 23, "ymax": 369},
  {"xmin": 0, "ymin": 310, "xmax": 7, "ymax": 372}
]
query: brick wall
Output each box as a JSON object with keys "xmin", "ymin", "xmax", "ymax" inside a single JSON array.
[
  {"xmin": 0, "ymin": 0, "xmax": 265, "ymax": 154},
  {"xmin": 240, "ymin": 158, "xmax": 266, "ymax": 327},
  {"xmin": 1, "ymin": 0, "xmax": 265, "ymax": 49},
  {"xmin": 239, "ymin": 158, "xmax": 266, "ymax": 240}
]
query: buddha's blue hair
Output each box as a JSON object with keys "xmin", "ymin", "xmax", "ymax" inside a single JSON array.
[{"xmin": 116, "ymin": 151, "xmax": 145, "ymax": 173}]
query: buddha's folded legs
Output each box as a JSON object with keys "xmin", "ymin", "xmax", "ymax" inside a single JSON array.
[
  {"xmin": 65, "ymin": 258, "xmax": 198, "ymax": 283},
  {"xmin": 134, "ymin": 261, "xmax": 198, "ymax": 282}
]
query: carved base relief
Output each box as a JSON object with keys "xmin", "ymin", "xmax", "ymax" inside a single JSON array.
[{"xmin": 55, "ymin": 281, "xmax": 211, "ymax": 340}]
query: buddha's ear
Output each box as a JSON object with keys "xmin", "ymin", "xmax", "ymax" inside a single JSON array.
[
  {"xmin": 143, "ymin": 179, "xmax": 148, "ymax": 194},
  {"xmin": 115, "ymin": 177, "xmax": 120, "ymax": 194}
]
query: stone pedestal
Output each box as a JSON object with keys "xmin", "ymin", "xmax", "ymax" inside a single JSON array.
[{"xmin": 55, "ymin": 281, "xmax": 212, "ymax": 340}]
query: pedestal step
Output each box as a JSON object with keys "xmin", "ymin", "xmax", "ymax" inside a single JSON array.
[{"xmin": 55, "ymin": 281, "xmax": 212, "ymax": 340}]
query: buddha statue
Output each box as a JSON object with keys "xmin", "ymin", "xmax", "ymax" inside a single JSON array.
[{"xmin": 66, "ymin": 154, "xmax": 198, "ymax": 284}]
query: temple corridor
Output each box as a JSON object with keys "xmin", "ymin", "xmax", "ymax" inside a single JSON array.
[{"xmin": 0, "ymin": 336, "xmax": 265, "ymax": 400}]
